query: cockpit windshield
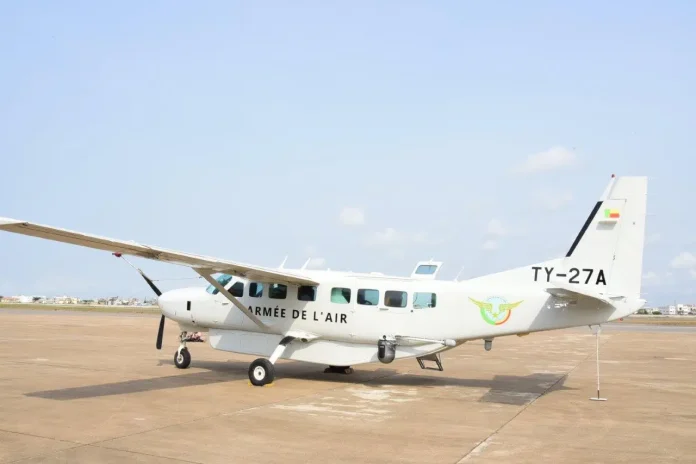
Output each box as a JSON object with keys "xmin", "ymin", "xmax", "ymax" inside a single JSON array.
[{"xmin": 206, "ymin": 274, "xmax": 233, "ymax": 295}]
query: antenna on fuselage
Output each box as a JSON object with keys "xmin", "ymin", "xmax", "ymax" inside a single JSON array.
[
  {"xmin": 300, "ymin": 257, "xmax": 311, "ymax": 270},
  {"xmin": 454, "ymin": 265, "xmax": 466, "ymax": 282},
  {"xmin": 278, "ymin": 255, "xmax": 288, "ymax": 269}
]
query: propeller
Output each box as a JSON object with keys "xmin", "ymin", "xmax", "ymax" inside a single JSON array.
[{"xmin": 113, "ymin": 253, "xmax": 165, "ymax": 350}]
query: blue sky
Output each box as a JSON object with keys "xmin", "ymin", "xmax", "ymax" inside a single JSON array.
[{"xmin": 0, "ymin": 1, "xmax": 694, "ymax": 306}]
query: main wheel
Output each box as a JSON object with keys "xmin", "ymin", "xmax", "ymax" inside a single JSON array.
[
  {"xmin": 249, "ymin": 358, "xmax": 275, "ymax": 386},
  {"xmin": 174, "ymin": 347, "xmax": 191, "ymax": 369}
]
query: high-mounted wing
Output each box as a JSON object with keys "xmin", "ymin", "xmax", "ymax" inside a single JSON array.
[{"xmin": 0, "ymin": 217, "xmax": 319, "ymax": 286}]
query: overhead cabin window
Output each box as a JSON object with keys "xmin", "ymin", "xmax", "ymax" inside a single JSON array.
[
  {"xmin": 249, "ymin": 282, "xmax": 264, "ymax": 298},
  {"xmin": 415, "ymin": 264, "xmax": 438, "ymax": 275},
  {"xmin": 229, "ymin": 281, "xmax": 244, "ymax": 297},
  {"xmin": 269, "ymin": 283, "xmax": 287, "ymax": 299},
  {"xmin": 297, "ymin": 286, "xmax": 317, "ymax": 301},
  {"xmin": 206, "ymin": 274, "xmax": 233, "ymax": 295},
  {"xmin": 357, "ymin": 289, "xmax": 379, "ymax": 306},
  {"xmin": 384, "ymin": 290, "xmax": 407, "ymax": 308},
  {"xmin": 331, "ymin": 287, "xmax": 351, "ymax": 304},
  {"xmin": 413, "ymin": 292, "xmax": 437, "ymax": 308}
]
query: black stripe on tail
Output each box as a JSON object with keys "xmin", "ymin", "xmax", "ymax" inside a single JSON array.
[{"xmin": 566, "ymin": 201, "xmax": 602, "ymax": 257}]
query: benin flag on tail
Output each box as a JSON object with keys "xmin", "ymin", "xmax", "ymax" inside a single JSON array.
[{"xmin": 604, "ymin": 208, "xmax": 620, "ymax": 219}]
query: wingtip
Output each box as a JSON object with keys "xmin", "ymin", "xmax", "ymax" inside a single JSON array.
[{"xmin": 0, "ymin": 217, "xmax": 23, "ymax": 227}]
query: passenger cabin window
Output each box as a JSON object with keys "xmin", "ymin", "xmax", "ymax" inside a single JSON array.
[
  {"xmin": 269, "ymin": 283, "xmax": 287, "ymax": 299},
  {"xmin": 357, "ymin": 289, "xmax": 379, "ymax": 305},
  {"xmin": 331, "ymin": 287, "xmax": 351, "ymax": 304},
  {"xmin": 206, "ymin": 274, "xmax": 233, "ymax": 295},
  {"xmin": 298, "ymin": 286, "xmax": 317, "ymax": 301},
  {"xmin": 229, "ymin": 281, "xmax": 244, "ymax": 297},
  {"xmin": 384, "ymin": 290, "xmax": 407, "ymax": 308},
  {"xmin": 415, "ymin": 264, "xmax": 438, "ymax": 275},
  {"xmin": 249, "ymin": 282, "xmax": 264, "ymax": 298},
  {"xmin": 413, "ymin": 292, "xmax": 437, "ymax": 308}
]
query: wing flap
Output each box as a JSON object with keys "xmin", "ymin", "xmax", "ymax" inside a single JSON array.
[{"xmin": 0, "ymin": 217, "xmax": 319, "ymax": 286}]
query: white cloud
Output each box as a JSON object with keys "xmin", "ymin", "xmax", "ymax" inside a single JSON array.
[
  {"xmin": 540, "ymin": 191, "xmax": 573, "ymax": 211},
  {"xmin": 482, "ymin": 239, "xmax": 498, "ymax": 251},
  {"xmin": 517, "ymin": 146, "xmax": 577, "ymax": 175},
  {"xmin": 486, "ymin": 219, "xmax": 506, "ymax": 237},
  {"xmin": 339, "ymin": 207, "xmax": 365, "ymax": 226},
  {"xmin": 670, "ymin": 251, "xmax": 696, "ymax": 269}
]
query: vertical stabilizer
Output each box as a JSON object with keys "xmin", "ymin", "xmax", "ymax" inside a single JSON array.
[{"xmin": 561, "ymin": 175, "xmax": 647, "ymax": 299}]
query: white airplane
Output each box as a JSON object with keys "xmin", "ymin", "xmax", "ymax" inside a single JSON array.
[{"xmin": 0, "ymin": 175, "xmax": 647, "ymax": 386}]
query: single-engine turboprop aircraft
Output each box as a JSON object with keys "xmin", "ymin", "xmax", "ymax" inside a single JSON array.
[{"xmin": 0, "ymin": 175, "xmax": 647, "ymax": 386}]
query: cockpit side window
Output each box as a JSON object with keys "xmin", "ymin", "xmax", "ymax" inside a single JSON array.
[
  {"xmin": 206, "ymin": 274, "xmax": 233, "ymax": 295},
  {"xmin": 229, "ymin": 281, "xmax": 244, "ymax": 297},
  {"xmin": 249, "ymin": 282, "xmax": 264, "ymax": 298}
]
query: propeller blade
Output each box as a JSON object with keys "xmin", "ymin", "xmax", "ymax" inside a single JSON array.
[
  {"xmin": 156, "ymin": 314, "xmax": 165, "ymax": 350},
  {"xmin": 112, "ymin": 253, "xmax": 166, "ymax": 350}
]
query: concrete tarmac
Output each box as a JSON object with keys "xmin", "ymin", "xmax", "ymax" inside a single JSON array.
[{"xmin": 0, "ymin": 310, "xmax": 694, "ymax": 463}]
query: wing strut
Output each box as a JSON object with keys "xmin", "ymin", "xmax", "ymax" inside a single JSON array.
[{"xmin": 194, "ymin": 268, "xmax": 269, "ymax": 331}]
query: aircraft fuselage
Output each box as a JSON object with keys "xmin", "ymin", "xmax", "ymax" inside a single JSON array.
[{"xmin": 157, "ymin": 269, "xmax": 641, "ymax": 365}]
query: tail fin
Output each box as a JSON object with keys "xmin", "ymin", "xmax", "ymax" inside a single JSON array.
[{"xmin": 561, "ymin": 175, "xmax": 647, "ymax": 299}]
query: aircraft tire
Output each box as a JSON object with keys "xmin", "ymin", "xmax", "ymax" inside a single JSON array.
[
  {"xmin": 249, "ymin": 358, "xmax": 275, "ymax": 386},
  {"xmin": 174, "ymin": 347, "xmax": 191, "ymax": 369}
]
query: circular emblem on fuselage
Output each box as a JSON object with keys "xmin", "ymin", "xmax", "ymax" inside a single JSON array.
[{"xmin": 468, "ymin": 296, "xmax": 523, "ymax": 326}]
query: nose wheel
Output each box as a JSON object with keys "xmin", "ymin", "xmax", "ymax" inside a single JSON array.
[
  {"xmin": 174, "ymin": 331, "xmax": 191, "ymax": 369},
  {"xmin": 174, "ymin": 347, "xmax": 191, "ymax": 369}
]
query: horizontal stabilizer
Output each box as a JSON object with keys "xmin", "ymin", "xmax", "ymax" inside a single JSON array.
[{"xmin": 545, "ymin": 281, "xmax": 621, "ymax": 307}]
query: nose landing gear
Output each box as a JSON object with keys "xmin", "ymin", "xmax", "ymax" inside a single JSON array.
[{"xmin": 174, "ymin": 331, "xmax": 192, "ymax": 369}]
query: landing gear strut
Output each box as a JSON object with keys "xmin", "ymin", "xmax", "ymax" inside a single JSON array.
[
  {"xmin": 247, "ymin": 335, "xmax": 295, "ymax": 386},
  {"xmin": 174, "ymin": 332, "xmax": 191, "ymax": 369}
]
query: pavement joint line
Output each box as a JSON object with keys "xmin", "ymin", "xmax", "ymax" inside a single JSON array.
[
  {"xmin": 0, "ymin": 427, "xmax": 81, "ymax": 445},
  {"xmin": 7, "ymin": 445, "xmax": 85, "ymax": 464},
  {"xmin": 6, "ymin": 443, "xmax": 202, "ymax": 464},
  {"xmin": 453, "ymin": 336, "xmax": 603, "ymax": 464}
]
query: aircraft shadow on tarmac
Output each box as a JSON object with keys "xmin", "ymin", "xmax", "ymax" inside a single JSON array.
[{"xmin": 25, "ymin": 359, "xmax": 573, "ymax": 406}]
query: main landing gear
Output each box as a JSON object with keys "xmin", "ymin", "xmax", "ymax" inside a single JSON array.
[
  {"xmin": 248, "ymin": 335, "xmax": 295, "ymax": 386},
  {"xmin": 324, "ymin": 365, "xmax": 354, "ymax": 374}
]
